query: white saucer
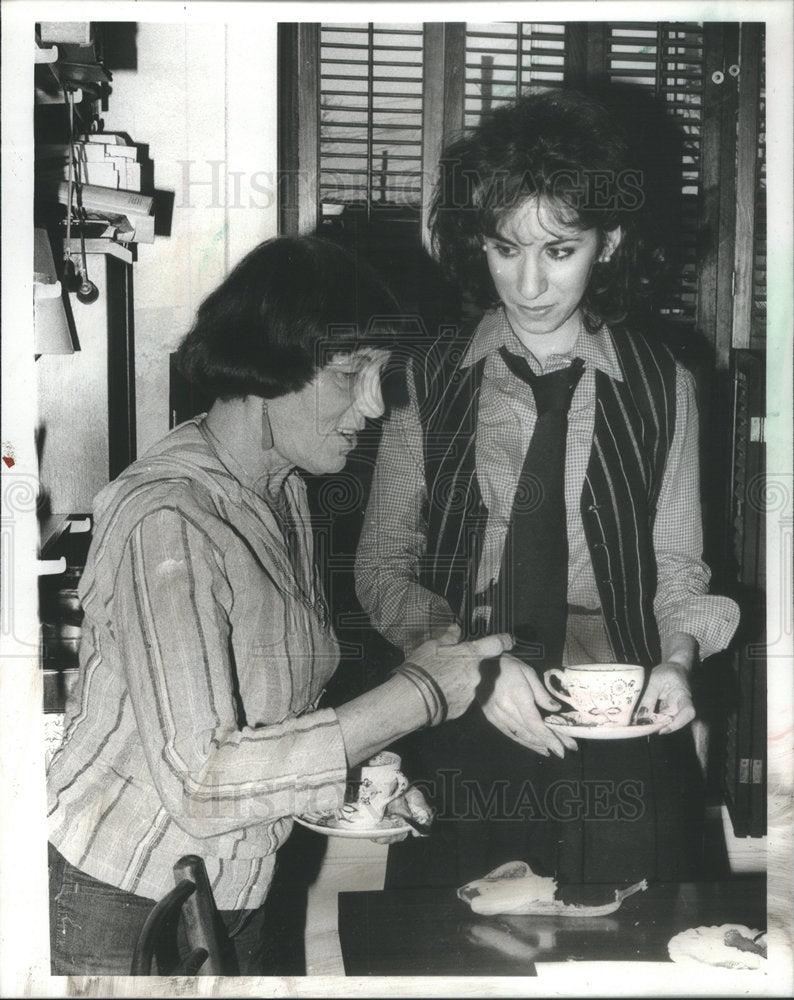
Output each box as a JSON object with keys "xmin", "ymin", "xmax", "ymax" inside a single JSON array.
[
  {"xmin": 545, "ymin": 711, "xmax": 674, "ymax": 739},
  {"xmin": 668, "ymin": 924, "xmax": 766, "ymax": 969},
  {"xmin": 295, "ymin": 811, "xmax": 411, "ymax": 839}
]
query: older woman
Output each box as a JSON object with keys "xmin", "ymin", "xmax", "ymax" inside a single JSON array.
[
  {"xmin": 356, "ymin": 89, "xmax": 740, "ymax": 889},
  {"xmin": 46, "ymin": 236, "xmax": 510, "ymax": 975}
]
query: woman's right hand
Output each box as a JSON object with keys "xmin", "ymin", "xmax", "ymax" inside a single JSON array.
[
  {"xmin": 407, "ymin": 624, "xmax": 513, "ymax": 721},
  {"xmin": 481, "ymin": 652, "xmax": 578, "ymax": 757},
  {"xmin": 335, "ymin": 625, "xmax": 512, "ymax": 767}
]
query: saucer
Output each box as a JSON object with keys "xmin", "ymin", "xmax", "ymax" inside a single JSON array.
[
  {"xmin": 295, "ymin": 810, "xmax": 411, "ymax": 839},
  {"xmin": 668, "ymin": 925, "xmax": 766, "ymax": 969},
  {"xmin": 545, "ymin": 711, "xmax": 674, "ymax": 739}
]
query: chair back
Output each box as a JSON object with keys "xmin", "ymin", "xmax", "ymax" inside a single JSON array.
[{"xmin": 131, "ymin": 855, "xmax": 231, "ymax": 975}]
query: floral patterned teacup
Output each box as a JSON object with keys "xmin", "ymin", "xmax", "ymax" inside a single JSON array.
[
  {"xmin": 543, "ymin": 663, "xmax": 646, "ymax": 726},
  {"xmin": 339, "ymin": 751, "xmax": 408, "ymax": 827}
]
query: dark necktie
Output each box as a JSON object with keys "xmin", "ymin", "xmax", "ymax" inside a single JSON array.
[{"xmin": 492, "ymin": 346, "xmax": 585, "ymax": 670}]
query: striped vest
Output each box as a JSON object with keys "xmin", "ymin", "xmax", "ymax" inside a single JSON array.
[{"xmin": 416, "ymin": 325, "xmax": 677, "ymax": 668}]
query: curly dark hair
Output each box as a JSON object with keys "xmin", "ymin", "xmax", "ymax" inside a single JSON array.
[
  {"xmin": 430, "ymin": 88, "xmax": 671, "ymax": 332},
  {"xmin": 176, "ymin": 236, "xmax": 402, "ymax": 400}
]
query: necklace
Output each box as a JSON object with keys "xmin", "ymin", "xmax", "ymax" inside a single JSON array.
[{"xmin": 262, "ymin": 483, "xmax": 303, "ymax": 578}]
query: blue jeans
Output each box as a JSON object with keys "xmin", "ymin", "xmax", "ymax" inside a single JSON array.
[{"xmin": 48, "ymin": 843, "xmax": 273, "ymax": 975}]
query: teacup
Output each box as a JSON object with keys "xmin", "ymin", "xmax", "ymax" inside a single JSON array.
[
  {"xmin": 339, "ymin": 751, "xmax": 408, "ymax": 827},
  {"xmin": 543, "ymin": 663, "xmax": 645, "ymax": 726}
]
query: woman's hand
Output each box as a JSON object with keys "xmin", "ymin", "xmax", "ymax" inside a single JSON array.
[
  {"xmin": 336, "ymin": 625, "xmax": 512, "ymax": 767},
  {"xmin": 373, "ymin": 785, "xmax": 435, "ymax": 843},
  {"xmin": 407, "ymin": 623, "xmax": 514, "ymax": 721},
  {"xmin": 636, "ymin": 661, "xmax": 695, "ymax": 733},
  {"xmin": 480, "ymin": 652, "xmax": 578, "ymax": 757},
  {"xmin": 637, "ymin": 632, "xmax": 698, "ymax": 734}
]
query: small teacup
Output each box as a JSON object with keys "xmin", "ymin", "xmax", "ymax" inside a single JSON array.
[
  {"xmin": 339, "ymin": 751, "xmax": 408, "ymax": 827},
  {"xmin": 543, "ymin": 663, "xmax": 645, "ymax": 726}
]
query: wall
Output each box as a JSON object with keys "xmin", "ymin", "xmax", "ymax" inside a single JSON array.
[{"xmin": 103, "ymin": 20, "xmax": 279, "ymax": 454}]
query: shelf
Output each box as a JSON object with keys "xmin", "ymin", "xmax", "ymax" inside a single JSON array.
[{"xmin": 66, "ymin": 236, "xmax": 136, "ymax": 265}]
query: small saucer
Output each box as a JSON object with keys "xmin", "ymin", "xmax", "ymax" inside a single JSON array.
[
  {"xmin": 668, "ymin": 925, "xmax": 766, "ymax": 969},
  {"xmin": 545, "ymin": 711, "xmax": 674, "ymax": 739},
  {"xmin": 295, "ymin": 811, "xmax": 411, "ymax": 839}
]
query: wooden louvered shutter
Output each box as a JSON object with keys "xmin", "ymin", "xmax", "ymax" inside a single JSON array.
[
  {"xmin": 315, "ymin": 22, "xmax": 568, "ymax": 246},
  {"xmin": 605, "ymin": 23, "xmax": 705, "ymax": 328},
  {"xmin": 463, "ymin": 23, "xmax": 565, "ymax": 126},
  {"xmin": 319, "ymin": 24, "xmax": 424, "ymax": 234}
]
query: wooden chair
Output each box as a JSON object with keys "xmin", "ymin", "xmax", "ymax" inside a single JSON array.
[{"xmin": 131, "ymin": 855, "xmax": 233, "ymax": 975}]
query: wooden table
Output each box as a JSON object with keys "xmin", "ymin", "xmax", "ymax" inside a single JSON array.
[{"xmin": 338, "ymin": 877, "xmax": 766, "ymax": 977}]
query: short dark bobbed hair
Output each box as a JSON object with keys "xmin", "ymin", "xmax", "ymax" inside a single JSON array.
[
  {"xmin": 431, "ymin": 88, "xmax": 671, "ymax": 331},
  {"xmin": 176, "ymin": 236, "xmax": 401, "ymax": 400}
]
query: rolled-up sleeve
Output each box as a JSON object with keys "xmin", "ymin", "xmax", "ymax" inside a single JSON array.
[
  {"xmin": 115, "ymin": 507, "xmax": 349, "ymax": 838},
  {"xmin": 356, "ymin": 370, "xmax": 456, "ymax": 653},
  {"xmin": 653, "ymin": 367, "xmax": 740, "ymax": 659}
]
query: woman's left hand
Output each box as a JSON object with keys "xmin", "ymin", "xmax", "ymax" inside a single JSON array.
[
  {"xmin": 636, "ymin": 661, "xmax": 696, "ymax": 734},
  {"xmin": 372, "ymin": 785, "xmax": 434, "ymax": 844}
]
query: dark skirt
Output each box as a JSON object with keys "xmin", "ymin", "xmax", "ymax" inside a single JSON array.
[{"xmin": 386, "ymin": 703, "xmax": 706, "ymax": 889}]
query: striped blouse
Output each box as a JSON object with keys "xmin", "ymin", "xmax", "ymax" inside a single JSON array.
[
  {"xmin": 356, "ymin": 309, "xmax": 739, "ymax": 662},
  {"xmin": 47, "ymin": 419, "xmax": 349, "ymax": 910}
]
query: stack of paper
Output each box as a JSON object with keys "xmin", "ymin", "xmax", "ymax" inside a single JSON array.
[
  {"xmin": 75, "ymin": 135, "xmax": 142, "ymax": 191},
  {"xmin": 38, "ymin": 135, "xmax": 145, "ymax": 192}
]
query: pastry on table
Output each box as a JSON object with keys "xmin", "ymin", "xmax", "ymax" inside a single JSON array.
[{"xmin": 458, "ymin": 860, "xmax": 647, "ymax": 916}]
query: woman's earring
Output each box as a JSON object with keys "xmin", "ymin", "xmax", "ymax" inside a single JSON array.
[{"xmin": 261, "ymin": 401, "xmax": 274, "ymax": 450}]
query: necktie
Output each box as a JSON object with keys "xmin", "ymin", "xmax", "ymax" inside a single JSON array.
[{"xmin": 492, "ymin": 346, "xmax": 585, "ymax": 670}]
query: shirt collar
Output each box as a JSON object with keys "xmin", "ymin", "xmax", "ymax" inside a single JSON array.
[{"xmin": 462, "ymin": 307, "xmax": 624, "ymax": 382}]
